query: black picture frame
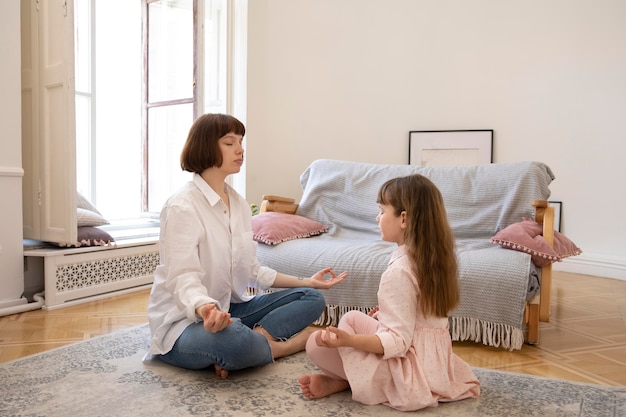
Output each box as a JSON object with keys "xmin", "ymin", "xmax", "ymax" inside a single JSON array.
[{"xmin": 549, "ymin": 201, "xmax": 562, "ymax": 232}]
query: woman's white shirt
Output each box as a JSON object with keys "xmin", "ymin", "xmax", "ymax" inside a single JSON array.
[{"xmin": 148, "ymin": 174, "xmax": 277, "ymax": 355}]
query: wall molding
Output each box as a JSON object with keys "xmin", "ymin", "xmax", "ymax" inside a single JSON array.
[
  {"xmin": 553, "ymin": 253, "xmax": 626, "ymax": 282},
  {"xmin": 0, "ymin": 167, "xmax": 24, "ymax": 177}
]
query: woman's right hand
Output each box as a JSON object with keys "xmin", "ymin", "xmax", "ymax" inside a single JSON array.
[{"xmin": 196, "ymin": 303, "xmax": 233, "ymax": 333}]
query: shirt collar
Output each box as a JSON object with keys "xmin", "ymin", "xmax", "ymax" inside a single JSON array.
[
  {"xmin": 193, "ymin": 173, "xmax": 223, "ymax": 207},
  {"xmin": 388, "ymin": 244, "xmax": 407, "ymax": 265}
]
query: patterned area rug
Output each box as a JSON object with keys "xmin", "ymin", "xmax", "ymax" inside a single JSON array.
[{"xmin": 1, "ymin": 325, "xmax": 624, "ymax": 417}]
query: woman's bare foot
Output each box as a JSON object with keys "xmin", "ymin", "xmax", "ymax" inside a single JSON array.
[
  {"xmin": 214, "ymin": 364, "xmax": 229, "ymax": 379},
  {"xmin": 298, "ymin": 374, "xmax": 349, "ymax": 399},
  {"xmin": 255, "ymin": 326, "xmax": 317, "ymax": 359}
]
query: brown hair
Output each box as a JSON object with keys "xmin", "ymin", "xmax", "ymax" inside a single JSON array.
[
  {"xmin": 180, "ymin": 113, "xmax": 246, "ymax": 173},
  {"xmin": 377, "ymin": 174, "xmax": 459, "ymax": 318}
]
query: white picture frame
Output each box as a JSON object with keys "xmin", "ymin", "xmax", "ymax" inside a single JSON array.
[{"xmin": 409, "ymin": 130, "xmax": 493, "ymax": 166}]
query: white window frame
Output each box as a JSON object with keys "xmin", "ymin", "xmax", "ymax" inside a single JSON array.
[{"xmin": 23, "ymin": 0, "xmax": 248, "ymax": 242}]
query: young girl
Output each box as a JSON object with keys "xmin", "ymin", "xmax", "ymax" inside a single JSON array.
[
  {"xmin": 298, "ymin": 174, "xmax": 480, "ymax": 411},
  {"xmin": 148, "ymin": 113, "xmax": 347, "ymax": 379}
]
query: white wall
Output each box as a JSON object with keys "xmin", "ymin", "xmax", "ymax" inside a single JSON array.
[
  {"xmin": 0, "ymin": 0, "xmax": 624, "ymax": 303},
  {"xmin": 246, "ymin": 0, "xmax": 626, "ymax": 280},
  {"xmin": 0, "ymin": 0, "xmax": 25, "ymax": 302}
]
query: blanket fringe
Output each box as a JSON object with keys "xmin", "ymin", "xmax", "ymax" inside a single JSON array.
[
  {"xmin": 449, "ymin": 316, "xmax": 524, "ymax": 351},
  {"xmin": 244, "ymin": 299, "xmax": 524, "ymax": 351},
  {"xmin": 313, "ymin": 305, "xmax": 373, "ymax": 327},
  {"xmin": 314, "ymin": 305, "xmax": 524, "ymax": 351}
]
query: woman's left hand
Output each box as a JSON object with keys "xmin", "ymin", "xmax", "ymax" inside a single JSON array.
[{"xmin": 310, "ymin": 267, "xmax": 348, "ymax": 289}]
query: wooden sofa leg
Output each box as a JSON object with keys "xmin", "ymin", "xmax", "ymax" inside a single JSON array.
[{"xmin": 527, "ymin": 303, "xmax": 539, "ymax": 344}]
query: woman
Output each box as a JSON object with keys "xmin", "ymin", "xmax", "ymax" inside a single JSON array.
[{"xmin": 148, "ymin": 113, "xmax": 347, "ymax": 379}]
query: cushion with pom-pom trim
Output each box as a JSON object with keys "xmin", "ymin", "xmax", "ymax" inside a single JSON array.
[
  {"xmin": 252, "ymin": 212, "xmax": 327, "ymax": 245},
  {"xmin": 490, "ymin": 218, "xmax": 581, "ymax": 267}
]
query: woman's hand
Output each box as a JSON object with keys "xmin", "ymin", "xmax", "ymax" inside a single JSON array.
[
  {"xmin": 310, "ymin": 267, "xmax": 348, "ymax": 289},
  {"xmin": 196, "ymin": 303, "xmax": 233, "ymax": 333},
  {"xmin": 368, "ymin": 305, "xmax": 379, "ymax": 318}
]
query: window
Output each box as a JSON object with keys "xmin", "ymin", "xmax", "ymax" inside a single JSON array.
[
  {"xmin": 145, "ymin": 0, "xmax": 196, "ymax": 213},
  {"xmin": 74, "ymin": 0, "xmax": 246, "ymax": 221}
]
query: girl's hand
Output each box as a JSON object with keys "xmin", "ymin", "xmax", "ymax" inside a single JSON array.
[
  {"xmin": 315, "ymin": 326, "xmax": 351, "ymax": 348},
  {"xmin": 310, "ymin": 267, "xmax": 348, "ymax": 289},
  {"xmin": 196, "ymin": 303, "xmax": 233, "ymax": 333},
  {"xmin": 368, "ymin": 306, "xmax": 379, "ymax": 318}
]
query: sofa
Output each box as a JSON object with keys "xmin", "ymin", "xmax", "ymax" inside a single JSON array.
[{"xmin": 254, "ymin": 159, "xmax": 559, "ymax": 350}]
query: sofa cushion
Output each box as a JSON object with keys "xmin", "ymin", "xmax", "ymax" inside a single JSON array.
[
  {"xmin": 256, "ymin": 234, "xmax": 537, "ymax": 350},
  {"xmin": 296, "ymin": 159, "xmax": 555, "ymax": 239},
  {"xmin": 252, "ymin": 212, "xmax": 328, "ymax": 245},
  {"xmin": 256, "ymin": 234, "xmax": 395, "ymax": 307}
]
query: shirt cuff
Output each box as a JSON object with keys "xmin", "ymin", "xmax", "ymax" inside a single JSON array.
[
  {"xmin": 377, "ymin": 331, "xmax": 405, "ymax": 359},
  {"xmin": 188, "ymin": 296, "xmax": 217, "ymax": 322}
]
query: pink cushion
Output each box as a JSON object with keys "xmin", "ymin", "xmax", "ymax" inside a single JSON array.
[
  {"xmin": 490, "ymin": 218, "xmax": 582, "ymax": 267},
  {"xmin": 252, "ymin": 212, "xmax": 328, "ymax": 245}
]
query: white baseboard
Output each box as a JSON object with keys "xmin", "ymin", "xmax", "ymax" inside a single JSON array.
[
  {"xmin": 0, "ymin": 297, "xmax": 27, "ymax": 309},
  {"xmin": 553, "ymin": 253, "xmax": 626, "ymax": 281},
  {"xmin": 41, "ymin": 284, "xmax": 152, "ymax": 311}
]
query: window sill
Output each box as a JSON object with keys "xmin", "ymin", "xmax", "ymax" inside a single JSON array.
[{"xmin": 99, "ymin": 219, "xmax": 160, "ymax": 241}]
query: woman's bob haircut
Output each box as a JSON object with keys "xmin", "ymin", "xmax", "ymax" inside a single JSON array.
[{"xmin": 180, "ymin": 113, "xmax": 245, "ymax": 174}]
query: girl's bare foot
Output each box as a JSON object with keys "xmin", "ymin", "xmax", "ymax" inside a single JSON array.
[{"xmin": 298, "ymin": 374, "xmax": 350, "ymax": 399}]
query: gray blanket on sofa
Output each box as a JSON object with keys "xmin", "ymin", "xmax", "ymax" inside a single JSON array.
[{"xmin": 256, "ymin": 159, "xmax": 554, "ymax": 350}]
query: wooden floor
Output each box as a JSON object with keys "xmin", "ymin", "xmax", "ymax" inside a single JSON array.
[{"xmin": 1, "ymin": 270, "xmax": 625, "ymax": 387}]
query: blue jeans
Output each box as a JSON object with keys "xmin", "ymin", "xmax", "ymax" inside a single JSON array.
[{"xmin": 159, "ymin": 288, "xmax": 325, "ymax": 371}]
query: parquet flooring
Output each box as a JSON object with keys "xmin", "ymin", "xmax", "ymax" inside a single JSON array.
[{"xmin": 1, "ymin": 271, "xmax": 625, "ymax": 387}]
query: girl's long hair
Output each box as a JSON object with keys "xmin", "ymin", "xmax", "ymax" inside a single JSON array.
[{"xmin": 377, "ymin": 174, "xmax": 459, "ymax": 318}]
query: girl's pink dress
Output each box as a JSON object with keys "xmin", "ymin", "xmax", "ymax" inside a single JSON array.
[{"xmin": 308, "ymin": 245, "xmax": 480, "ymax": 411}]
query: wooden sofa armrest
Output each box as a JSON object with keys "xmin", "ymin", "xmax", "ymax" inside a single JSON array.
[
  {"xmin": 532, "ymin": 200, "xmax": 555, "ymax": 322},
  {"xmin": 526, "ymin": 200, "xmax": 555, "ymax": 344},
  {"xmin": 260, "ymin": 195, "xmax": 299, "ymax": 215}
]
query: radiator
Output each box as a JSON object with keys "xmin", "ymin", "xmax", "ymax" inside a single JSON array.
[{"xmin": 24, "ymin": 241, "xmax": 159, "ymax": 310}]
